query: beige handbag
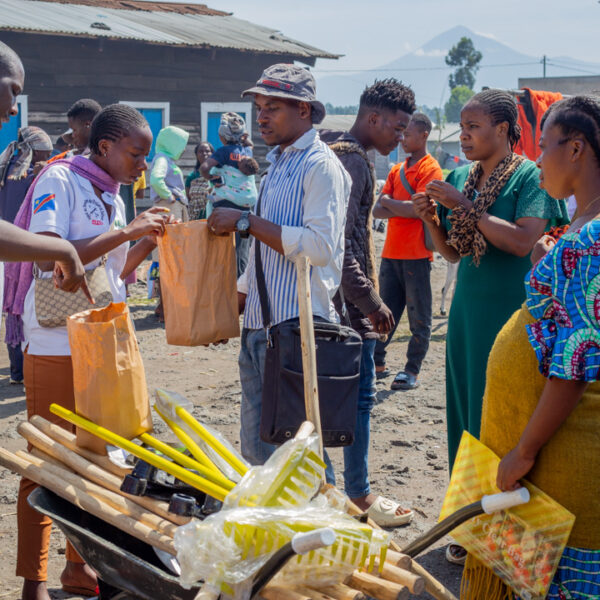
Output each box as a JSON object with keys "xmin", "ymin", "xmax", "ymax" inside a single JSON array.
[{"xmin": 34, "ymin": 258, "xmax": 113, "ymax": 328}]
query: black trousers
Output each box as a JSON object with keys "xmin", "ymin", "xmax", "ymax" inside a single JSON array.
[{"xmin": 374, "ymin": 257, "xmax": 432, "ymax": 375}]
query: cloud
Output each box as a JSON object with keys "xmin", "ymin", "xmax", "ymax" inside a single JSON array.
[
  {"xmin": 415, "ymin": 48, "xmax": 448, "ymax": 57},
  {"xmin": 474, "ymin": 31, "xmax": 497, "ymax": 40}
]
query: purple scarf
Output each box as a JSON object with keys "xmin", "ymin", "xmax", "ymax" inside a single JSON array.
[{"xmin": 3, "ymin": 155, "xmax": 120, "ymax": 344}]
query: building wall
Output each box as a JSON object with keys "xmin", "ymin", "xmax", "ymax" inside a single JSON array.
[
  {"xmin": 3, "ymin": 30, "xmax": 297, "ymax": 170},
  {"xmin": 518, "ymin": 75, "xmax": 600, "ymax": 96}
]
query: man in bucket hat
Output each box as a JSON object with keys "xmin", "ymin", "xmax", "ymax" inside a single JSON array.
[{"xmin": 208, "ymin": 64, "xmax": 351, "ymax": 472}]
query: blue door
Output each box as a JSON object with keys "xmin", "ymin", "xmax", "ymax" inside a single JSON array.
[
  {"xmin": 206, "ymin": 109, "xmax": 251, "ymax": 150},
  {"xmin": 0, "ymin": 109, "xmax": 21, "ymax": 153},
  {"xmin": 138, "ymin": 108, "xmax": 164, "ymax": 161}
]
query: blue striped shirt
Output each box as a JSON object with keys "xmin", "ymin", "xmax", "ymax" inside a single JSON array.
[{"xmin": 238, "ymin": 129, "xmax": 351, "ymax": 329}]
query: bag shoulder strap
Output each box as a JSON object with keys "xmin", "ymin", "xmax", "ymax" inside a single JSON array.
[
  {"xmin": 254, "ymin": 179, "xmax": 272, "ymax": 328},
  {"xmin": 399, "ymin": 162, "xmax": 416, "ymax": 196}
]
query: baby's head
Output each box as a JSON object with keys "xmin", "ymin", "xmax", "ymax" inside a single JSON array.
[
  {"xmin": 238, "ymin": 156, "xmax": 259, "ymax": 176},
  {"xmin": 218, "ymin": 111, "xmax": 247, "ymax": 145}
]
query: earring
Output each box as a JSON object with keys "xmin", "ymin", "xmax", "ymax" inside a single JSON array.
[{"xmin": 103, "ymin": 153, "xmax": 107, "ymax": 158}]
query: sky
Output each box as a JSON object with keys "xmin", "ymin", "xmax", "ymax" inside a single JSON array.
[{"xmin": 192, "ymin": 0, "xmax": 599, "ymax": 74}]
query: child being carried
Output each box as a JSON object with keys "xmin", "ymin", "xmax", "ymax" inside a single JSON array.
[{"xmin": 200, "ymin": 112, "xmax": 258, "ymax": 216}]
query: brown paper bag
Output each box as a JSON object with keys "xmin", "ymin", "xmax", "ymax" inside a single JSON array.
[
  {"xmin": 157, "ymin": 220, "xmax": 240, "ymax": 346},
  {"xmin": 67, "ymin": 302, "xmax": 152, "ymax": 454}
]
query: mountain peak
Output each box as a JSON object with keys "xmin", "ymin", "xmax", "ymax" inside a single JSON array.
[{"xmin": 421, "ymin": 25, "xmax": 475, "ymax": 52}]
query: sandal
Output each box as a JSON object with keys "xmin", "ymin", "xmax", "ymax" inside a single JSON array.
[
  {"xmin": 366, "ymin": 496, "xmax": 413, "ymax": 528},
  {"xmin": 61, "ymin": 583, "xmax": 99, "ymax": 597},
  {"xmin": 445, "ymin": 543, "xmax": 467, "ymax": 565},
  {"xmin": 390, "ymin": 371, "xmax": 419, "ymax": 391},
  {"xmin": 376, "ymin": 367, "xmax": 391, "ymax": 380}
]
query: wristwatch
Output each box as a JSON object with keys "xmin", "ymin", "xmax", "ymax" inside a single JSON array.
[{"xmin": 236, "ymin": 210, "xmax": 251, "ymax": 238}]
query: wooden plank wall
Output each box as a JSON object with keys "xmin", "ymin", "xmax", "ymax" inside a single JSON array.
[{"xmin": 2, "ymin": 30, "xmax": 302, "ymax": 170}]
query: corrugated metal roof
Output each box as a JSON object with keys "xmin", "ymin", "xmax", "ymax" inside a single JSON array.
[
  {"xmin": 32, "ymin": 0, "xmax": 229, "ymax": 15},
  {"xmin": 0, "ymin": 0, "xmax": 339, "ymax": 60}
]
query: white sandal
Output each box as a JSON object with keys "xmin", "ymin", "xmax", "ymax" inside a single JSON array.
[{"xmin": 366, "ymin": 496, "xmax": 413, "ymax": 528}]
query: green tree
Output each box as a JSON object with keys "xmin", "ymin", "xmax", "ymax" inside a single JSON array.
[
  {"xmin": 325, "ymin": 103, "xmax": 358, "ymax": 115},
  {"xmin": 444, "ymin": 85, "xmax": 475, "ymax": 122},
  {"xmin": 445, "ymin": 37, "xmax": 482, "ymax": 90}
]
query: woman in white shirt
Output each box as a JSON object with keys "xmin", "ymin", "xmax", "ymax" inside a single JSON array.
[{"xmin": 17, "ymin": 104, "xmax": 171, "ymax": 600}]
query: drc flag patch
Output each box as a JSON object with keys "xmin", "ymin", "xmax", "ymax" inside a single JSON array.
[{"xmin": 33, "ymin": 194, "xmax": 56, "ymax": 214}]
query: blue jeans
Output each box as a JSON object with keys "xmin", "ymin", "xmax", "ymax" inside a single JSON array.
[
  {"xmin": 238, "ymin": 327, "xmax": 335, "ymax": 483},
  {"xmin": 343, "ymin": 338, "xmax": 376, "ymax": 498},
  {"xmin": 7, "ymin": 343, "xmax": 23, "ymax": 381}
]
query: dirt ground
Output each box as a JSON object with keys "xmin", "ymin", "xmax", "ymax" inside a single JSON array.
[{"xmin": 0, "ymin": 229, "xmax": 464, "ymax": 599}]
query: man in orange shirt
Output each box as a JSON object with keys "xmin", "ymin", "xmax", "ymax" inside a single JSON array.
[{"xmin": 373, "ymin": 113, "xmax": 443, "ymax": 390}]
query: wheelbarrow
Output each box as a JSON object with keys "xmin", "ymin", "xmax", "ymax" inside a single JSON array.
[
  {"xmin": 29, "ymin": 486, "xmax": 200, "ymax": 600},
  {"xmin": 28, "ymin": 484, "xmax": 530, "ymax": 600},
  {"xmin": 28, "ymin": 487, "xmax": 335, "ymax": 600}
]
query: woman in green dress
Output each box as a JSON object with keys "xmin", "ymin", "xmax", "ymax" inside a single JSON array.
[{"xmin": 414, "ymin": 89, "xmax": 567, "ymax": 561}]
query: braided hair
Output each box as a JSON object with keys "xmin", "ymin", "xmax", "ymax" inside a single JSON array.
[
  {"xmin": 359, "ymin": 79, "xmax": 416, "ymax": 115},
  {"xmin": 466, "ymin": 89, "xmax": 522, "ymax": 149},
  {"xmin": 540, "ymin": 96, "xmax": 600, "ymax": 166},
  {"xmin": 89, "ymin": 104, "xmax": 149, "ymax": 155}
]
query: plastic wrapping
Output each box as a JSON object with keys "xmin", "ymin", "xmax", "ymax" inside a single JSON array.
[
  {"xmin": 224, "ymin": 431, "xmax": 325, "ymax": 509},
  {"xmin": 440, "ymin": 432, "xmax": 575, "ymax": 599},
  {"xmin": 155, "ymin": 389, "xmax": 248, "ymax": 483},
  {"xmin": 174, "ymin": 433, "xmax": 389, "ymax": 598},
  {"xmin": 174, "ymin": 502, "xmax": 389, "ymax": 598}
]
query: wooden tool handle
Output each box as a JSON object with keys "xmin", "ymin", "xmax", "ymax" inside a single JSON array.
[
  {"xmin": 20, "ymin": 420, "xmax": 188, "ymax": 526},
  {"xmin": 347, "ymin": 571, "xmax": 408, "ymax": 600},
  {"xmin": 261, "ymin": 587, "xmax": 313, "ymax": 600},
  {"xmin": 384, "ymin": 550, "xmax": 412, "ymax": 571},
  {"xmin": 0, "ymin": 448, "xmax": 175, "ymax": 555},
  {"xmin": 317, "ymin": 583, "xmax": 367, "ymax": 600},
  {"xmin": 343, "ymin": 495, "xmax": 457, "ymax": 600},
  {"xmin": 295, "ymin": 587, "xmax": 336, "ymax": 600},
  {"xmin": 19, "ymin": 450, "xmax": 177, "ymax": 539},
  {"xmin": 409, "ymin": 560, "xmax": 458, "ymax": 600},
  {"xmin": 30, "ymin": 415, "xmax": 130, "ymax": 477},
  {"xmin": 295, "ymin": 255, "xmax": 324, "ymax": 462},
  {"xmin": 372, "ymin": 559, "xmax": 424, "ymax": 595}
]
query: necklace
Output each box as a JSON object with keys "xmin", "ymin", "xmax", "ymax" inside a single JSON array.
[{"xmin": 572, "ymin": 195, "xmax": 600, "ymax": 222}]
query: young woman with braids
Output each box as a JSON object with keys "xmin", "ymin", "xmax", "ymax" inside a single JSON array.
[
  {"xmin": 458, "ymin": 95, "xmax": 600, "ymax": 599},
  {"xmin": 12, "ymin": 104, "xmax": 171, "ymax": 600},
  {"xmin": 413, "ymin": 89, "xmax": 568, "ymax": 564}
]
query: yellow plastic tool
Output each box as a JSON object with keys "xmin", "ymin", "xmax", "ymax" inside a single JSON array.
[
  {"xmin": 154, "ymin": 405, "xmax": 225, "ymax": 480},
  {"xmin": 138, "ymin": 432, "xmax": 234, "ymax": 492},
  {"xmin": 174, "ymin": 405, "xmax": 248, "ymax": 477},
  {"xmin": 49, "ymin": 404, "xmax": 230, "ymax": 501}
]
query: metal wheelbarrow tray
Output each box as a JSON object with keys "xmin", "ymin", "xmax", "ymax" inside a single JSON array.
[{"xmin": 28, "ymin": 487, "xmax": 201, "ymax": 600}]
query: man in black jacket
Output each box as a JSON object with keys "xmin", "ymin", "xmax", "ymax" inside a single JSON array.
[{"xmin": 320, "ymin": 79, "xmax": 416, "ymax": 527}]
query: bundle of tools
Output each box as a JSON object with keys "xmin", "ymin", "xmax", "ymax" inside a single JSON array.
[{"xmin": 0, "ymin": 393, "xmax": 451, "ymax": 600}]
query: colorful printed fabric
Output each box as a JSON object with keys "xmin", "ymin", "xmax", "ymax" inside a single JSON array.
[
  {"xmin": 209, "ymin": 164, "xmax": 257, "ymax": 208},
  {"xmin": 525, "ymin": 219, "xmax": 600, "ymax": 380},
  {"xmin": 518, "ymin": 546, "xmax": 600, "ymax": 599},
  {"xmin": 186, "ymin": 171, "xmax": 211, "ymax": 220}
]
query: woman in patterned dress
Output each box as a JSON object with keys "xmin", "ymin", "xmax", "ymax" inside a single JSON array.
[{"xmin": 463, "ymin": 96, "xmax": 600, "ymax": 599}]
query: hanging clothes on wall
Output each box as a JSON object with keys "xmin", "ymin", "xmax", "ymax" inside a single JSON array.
[{"xmin": 514, "ymin": 88, "xmax": 563, "ymax": 160}]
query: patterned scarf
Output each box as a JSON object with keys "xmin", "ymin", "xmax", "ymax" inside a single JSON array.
[
  {"xmin": 0, "ymin": 126, "xmax": 53, "ymax": 186},
  {"xmin": 3, "ymin": 155, "xmax": 120, "ymax": 329},
  {"xmin": 447, "ymin": 152, "xmax": 525, "ymax": 266}
]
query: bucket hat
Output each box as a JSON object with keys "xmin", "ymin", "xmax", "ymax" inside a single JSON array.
[{"xmin": 242, "ymin": 63, "xmax": 326, "ymax": 124}]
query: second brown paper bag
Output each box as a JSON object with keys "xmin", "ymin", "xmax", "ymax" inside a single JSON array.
[
  {"xmin": 157, "ymin": 220, "xmax": 240, "ymax": 346},
  {"xmin": 67, "ymin": 302, "xmax": 152, "ymax": 454}
]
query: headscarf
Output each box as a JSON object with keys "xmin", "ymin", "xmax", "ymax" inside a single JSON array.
[
  {"xmin": 3, "ymin": 155, "xmax": 120, "ymax": 340},
  {"xmin": 0, "ymin": 126, "xmax": 53, "ymax": 187},
  {"xmin": 218, "ymin": 112, "xmax": 246, "ymax": 144},
  {"xmin": 447, "ymin": 152, "xmax": 526, "ymax": 266}
]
